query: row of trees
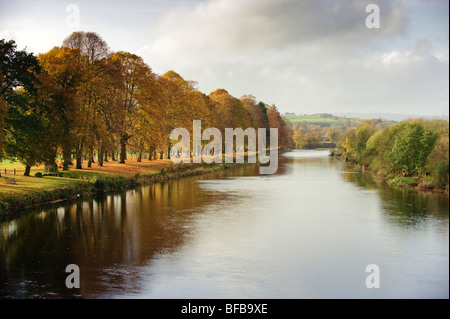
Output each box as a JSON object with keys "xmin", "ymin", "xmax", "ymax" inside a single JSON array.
[
  {"xmin": 0, "ymin": 32, "xmax": 291, "ymax": 175},
  {"xmin": 339, "ymin": 118, "xmax": 449, "ymax": 186}
]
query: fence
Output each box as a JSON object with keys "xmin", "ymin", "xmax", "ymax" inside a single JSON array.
[{"xmin": 2, "ymin": 168, "xmax": 39, "ymax": 175}]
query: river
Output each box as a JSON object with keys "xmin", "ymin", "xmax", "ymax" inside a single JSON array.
[{"xmin": 0, "ymin": 150, "xmax": 448, "ymax": 298}]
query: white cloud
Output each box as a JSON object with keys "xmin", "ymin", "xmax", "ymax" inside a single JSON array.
[
  {"xmin": 0, "ymin": 30, "xmax": 16, "ymax": 41},
  {"xmin": 136, "ymin": 0, "xmax": 448, "ymax": 116},
  {"xmin": 1, "ymin": 0, "xmax": 447, "ymax": 117},
  {"xmin": 151, "ymin": 0, "xmax": 408, "ymax": 55}
]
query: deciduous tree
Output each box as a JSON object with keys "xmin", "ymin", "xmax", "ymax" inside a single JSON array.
[
  {"xmin": 111, "ymin": 51, "xmax": 154, "ymax": 163},
  {"xmin": 38, "ymin": 46, "xmax": 84, "ymax": 170}
]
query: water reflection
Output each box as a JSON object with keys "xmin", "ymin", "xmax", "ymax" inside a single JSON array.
[
  {"xmin": 0, "ymin": 152, "xmax": 448, "ymax": 298},
  {"xmin": 342, "ymin": 167, "xmax": 449, "ymax": 226},
  {"xmin": 0, "ymin": 165, "xmax": 259, "ymax": 298}
]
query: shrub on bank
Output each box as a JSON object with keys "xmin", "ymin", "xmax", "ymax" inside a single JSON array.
[
  {"xmin": 93, "ymin": 175, "xmax": 136, "ymax": 193},
  {"xmin": 337, "ymin": 119, "xmax": 449, "ymax": 192}
]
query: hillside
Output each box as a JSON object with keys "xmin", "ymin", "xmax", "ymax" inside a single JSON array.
[{"xmin": 282, "ymin": 113, "xmax": 398, "ymax": 128}]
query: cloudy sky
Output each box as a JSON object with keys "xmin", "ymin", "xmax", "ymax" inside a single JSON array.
[{"xmin": 0, "ymin": 0, "xmax": 448, "ymax": 117}]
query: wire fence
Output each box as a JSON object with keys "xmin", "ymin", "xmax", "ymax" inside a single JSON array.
[{"xmin": 2, "ymin": 168, "xmax": 41, "ymax": 175}]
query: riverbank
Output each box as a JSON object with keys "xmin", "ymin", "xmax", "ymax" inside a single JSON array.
[
  {"xmin": 0, "ymin": 160, "xmax": 248, "ymax": 220},
  {"xmin": 330, "ymin": 149, "xmax": 449, "ymax": 197}
]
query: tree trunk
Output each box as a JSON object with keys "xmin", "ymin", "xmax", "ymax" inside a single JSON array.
[
  {"xmin": 87, "ymin": 147, "xmax": 93, "ymax": 168},
  {"xmin": 160, "ymin": 151, "xmax": 163, "ymax": 160},
  {"xmin": 98, "ymin": 146, "xmax": 104, "ymax": 167},
  {"xmin": 148, "ymin": 146, "xmax": 154, "ymax": 161},
  {"xmin": 76, "ymin": 144, "xmax": 83, "ymax": 169},
  {"xmin": 111, "ymin": 151, "xmax": 116, "ymax": 161},
  {"xmin": 104, "ymin": 152, "xmax": 109, "ymax": 162},
  {"xmin": 62, "ymin": 146, "xmax": 71, "ymax": 171},
  {"xmin": 24, "ymin": 165, "xmax": 31, "ymax": 176},
  {"xmin": 137, "ymin": 142, "xmax": 144, "ymax": 162},
  {"xmin": 119, "ymin": 134, "xmax": 128, "ymax": 164}
]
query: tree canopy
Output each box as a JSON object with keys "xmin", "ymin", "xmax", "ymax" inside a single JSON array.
[{"xmin": 0, "ymin": 33, "xmax": 290, "ymax": 174}]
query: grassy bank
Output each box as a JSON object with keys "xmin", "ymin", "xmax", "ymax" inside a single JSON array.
[
  {"xmin": 329, "ymin": 118, "xmax": 449, "ymax": 196},
  {"xmin": 330, "ymin": 148, "xmax": 449, "ymax": 196},
  {"xmin": 0, "ymin": 159, "xmax": 246, "ymax": 220}
]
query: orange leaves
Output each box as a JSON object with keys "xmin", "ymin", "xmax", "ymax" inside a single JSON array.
[
  {"xmin": 266, "ymin": 105, "xmax": 291, "ymax": 148},
  {"xmin": 19, "ymin": 31, "xmax": 291, "ymax": 166},
  {"xmin": 209, "ymin": 89, "xmax": 250, "ymax": 130},
  {"xmin": 38, "ymin": 47, "xmax": 84, "ymax": 92}
]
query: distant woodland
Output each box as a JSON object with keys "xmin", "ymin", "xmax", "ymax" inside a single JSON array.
[{"xmin": 285, "ymin": 114, "xmax": 449, "ymax": 189}]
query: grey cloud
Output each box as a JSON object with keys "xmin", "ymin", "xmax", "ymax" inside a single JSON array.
[
  {"xmin": 152, "ymin": 0, "xmax": 408, "ymax": 54},
  {"xmin": 140, "ymin": 0, "xmax": 447, "ymax": 117}
]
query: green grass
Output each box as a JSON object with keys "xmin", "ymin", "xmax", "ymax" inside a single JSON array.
[
  {"xmin": 0, "ymin": 175, "xmax": 87, "ymax": 196},
  {"xmin": 399, "ymin": 177, "xmax": 416, "ymax": 184},
  {"xmin": 0, "ymin": 159, "xmax": 45, "ymax": 174},
  {"xmin": 0, "ymin": 159, "xmax": 16, "ymax": 167},
  {"xmin": 283, "ymin": 114, "xmax": 359, "ymax": 125},
  {"xmin": 58, "ymin": 170, "xmax": 108, "ymax": 180},
  {"xmin": 387, "ymin": 175, "xmax": 420, "ymax": 189}
]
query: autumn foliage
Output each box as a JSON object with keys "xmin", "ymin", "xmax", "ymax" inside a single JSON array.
[{"xmin": 0, "ymin": 32, "xmax": 290, "ymax": 174}]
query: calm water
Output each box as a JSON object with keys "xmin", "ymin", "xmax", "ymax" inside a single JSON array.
[{"xmin": 0, "ymin": 150, "xmax": 448, "ymax": 298}]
